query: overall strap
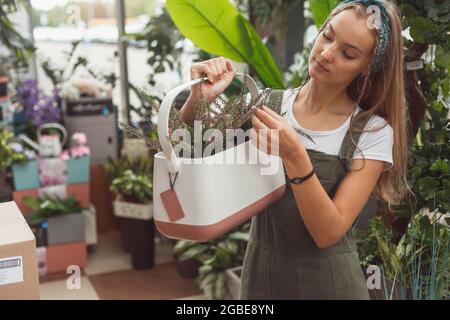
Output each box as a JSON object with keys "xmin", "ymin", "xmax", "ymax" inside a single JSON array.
[{"xmin": 338, "ymin": 111, "xmax": 372, "ymax": 171}]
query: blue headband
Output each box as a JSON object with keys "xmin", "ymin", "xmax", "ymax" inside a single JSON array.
[{"xmin": 338, "ymin": 0, "xmax": 391, "ymax": 72}]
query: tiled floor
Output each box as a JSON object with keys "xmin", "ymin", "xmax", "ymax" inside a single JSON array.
[{"xmin": 38, "ymin": 230, "xmax": 206, "ymax": 300}]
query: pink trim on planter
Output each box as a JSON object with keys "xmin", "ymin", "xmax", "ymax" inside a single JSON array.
[{"xmin": 155, "ymin": 184, "xmax": 286, "ymax": 242}]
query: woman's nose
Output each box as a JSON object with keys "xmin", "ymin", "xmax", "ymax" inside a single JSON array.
[{"xmin": 320, "ymin": 45, "xmax": 334, "ymax": 63}]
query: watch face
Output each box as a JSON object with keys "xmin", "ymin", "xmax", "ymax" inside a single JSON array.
[{"xmin": 292, "ymin": 178, "xmax": 302, "ymax": 184}]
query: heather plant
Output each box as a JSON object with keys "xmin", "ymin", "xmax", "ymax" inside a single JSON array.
[{"xmin": 120, "ymin": 77, "xmax": 315, "ymax": 157}]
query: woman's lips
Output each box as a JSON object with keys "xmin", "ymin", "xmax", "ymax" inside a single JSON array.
[{"xmin": 314, "ymin": 59, "xmax": 330, "ymax": 72}]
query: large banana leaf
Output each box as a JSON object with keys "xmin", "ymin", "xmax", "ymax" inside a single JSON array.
[
  {"xmin": 309, "ymin": 0, "xmax": 337, "ymax": 27},
  {"xmin": 166, "ymin": 0, "xmax": 284, "ymax": 88}
]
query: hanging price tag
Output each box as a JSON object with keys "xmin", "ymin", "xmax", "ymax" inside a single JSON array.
[{"xmin": 160, "ymin": 189, "xmax": 185, "ymax": 222}]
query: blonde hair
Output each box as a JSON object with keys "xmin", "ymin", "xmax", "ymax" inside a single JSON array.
[{"xmin": 318, "ymin": 0, "xmax": 410, "ymax": 207}]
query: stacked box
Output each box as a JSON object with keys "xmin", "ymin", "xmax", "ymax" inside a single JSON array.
[{"xmin": 0, "ymin": 202, "xmax": 40, "ymax": 300}]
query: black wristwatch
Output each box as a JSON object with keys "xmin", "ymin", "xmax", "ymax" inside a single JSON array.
[{"xmin": 288, "ymin": 168, "xmax": 315, "ymax": 184}]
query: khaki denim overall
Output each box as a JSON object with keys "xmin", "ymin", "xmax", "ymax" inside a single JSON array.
[{"xmin": 240, "ymin": 90, "xmax": 370, "ymax": 300}]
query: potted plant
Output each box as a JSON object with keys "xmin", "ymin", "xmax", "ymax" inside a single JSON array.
[
  {"xmin": 173, "ymin": 222, "xmax": 250, "ymax": 300},
  {"xmin": 120, "ymin": 79, "xmax": 316, "ymax": 154},
  {"xmin": 354, "ymin": 217, "xmax": 411, "ymax": 300},
  {"xmin": 105, "ymin": 156, "xmax": 153, "ymax": 251},
  {"xmin": 111, "ymin": 169, "xmax": 153, "ymax": 219},
  {"xmin": 172, "ymin": 240, "xmax": 202, "ymax": 279},
  {"xmin": 23, "ymin": 196, "xmax": 85, "ymax": 247},
  {"xmin": 354, "ymin": 213, "xmax": 450, "ymax": 300},
  {"xmin": 107, "ymin": 156, "xmax": 155, "ymax": 269}
]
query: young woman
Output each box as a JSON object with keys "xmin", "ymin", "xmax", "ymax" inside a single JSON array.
[{"xmin": 180, "ymin": 0, "xmax": 408, "ymax": 299}]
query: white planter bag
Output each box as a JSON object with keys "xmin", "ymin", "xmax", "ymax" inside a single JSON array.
[{"xmin": 153, "ymin": 73, "xmax": 286, "ymax": 242}]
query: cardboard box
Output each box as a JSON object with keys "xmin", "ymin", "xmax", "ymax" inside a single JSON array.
[
  {"xmin": 0, "ymin": 202, "xmax": 40, "ymax": 300},
  {"xmin": 36, "ymin": 247, "xmax": 47, "ymax": 276},
  {"xmin": 12, "ymin": 189, "xmax": 38, "ymax": 215},
  {"xmin": 45, "ymin": 241, "xmax": 86, "ymax": 274},
  {"xmin": 29, "ymin": 223, "xmax": 47, "ymax": 247}
]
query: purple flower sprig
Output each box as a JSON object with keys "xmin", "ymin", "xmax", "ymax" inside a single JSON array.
[{"xmin": 16, "ymin": 79, "xmax": 61, "ymax": 127}]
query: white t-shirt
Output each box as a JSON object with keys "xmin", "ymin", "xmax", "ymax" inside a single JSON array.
[{"xmin": 248, "ymin": 88, "xmax": 394, "ymax": 171}]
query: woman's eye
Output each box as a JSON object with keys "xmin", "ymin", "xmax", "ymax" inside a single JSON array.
[
  {"xmin": 322, "ymin": 32, "xmax": 331, "ymax": 41},
  {"xmin": 343, "ymin": 51, "xmax": 354, "ymax": 59}
]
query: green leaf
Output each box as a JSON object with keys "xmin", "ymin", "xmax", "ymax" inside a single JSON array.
[
  {"xmin": 309, "ymin": 0, "xmax": 337, "ymax": 27},
  {"xmin": 409, "ymin": 17, "xmax": 439, "ymax": 44},
  {"xmin": 227, "ymin": 231, "xmax": 250, "ymax": 241},
  {"xmin": 199, "ymin": 273, "xmax": 217, "ymax": 290},
  {"xmin": 212, "ymin": 272, "xmax": 226, "ymax": 299},
  {"xmin": 179, "ymin": 245, "xmax": 208, "ymax": 261},
  {"xmin": 418, "ymin": 176, "xmax": 440, "ymax": 194},
  {"xmin": 430, "ymin": 159, "xmax": 449, "ymax": 174},
  {"xmin": 411, "ymin": 166, "xmax": 422, "ymax": 177},
  {"xmin": 23, "ymin": 196, "xmax": 41, "ymax": 210},
  {"xmin": 166, "ymin": 0, "xmax": 284, "ymax": 88},
  {"xmin": 435, "ymin": 190, "xmax": 450, "ymax": 212},
  {"xmin": 424, "ymin": 0, "xmax": 450, "ymax": 23},
  {"xmin": 435, "ymin": 45, "xmax": 450, "ymax": 70},
  {"xmin": 415, "ymin": 154, "xmax": 429, "ymax": 168},
  {"xmin": 173, "ymin": 240, "xmax": 196, "ymax": 253}
]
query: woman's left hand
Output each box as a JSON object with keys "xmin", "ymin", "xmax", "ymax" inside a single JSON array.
[{"xmin": 251, "ymin": 105, "xmax": 305, "ymax": 161}]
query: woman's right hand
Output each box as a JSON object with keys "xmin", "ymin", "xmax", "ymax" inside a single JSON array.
[{"xmin": 190, "ymin": 56, "xmax": 236, "ymax": 103}]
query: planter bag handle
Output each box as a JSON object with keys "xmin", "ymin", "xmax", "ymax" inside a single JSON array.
[{"xmin": 157, "ymin": 73, "xmax": 259, "ymax": 174}]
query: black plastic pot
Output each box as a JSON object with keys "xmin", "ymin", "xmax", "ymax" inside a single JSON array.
[
  {"xmin": 119, "ymin": 217, "xmax": 132, "ymax": 252},
  {"xmin": 127, "ymin": 218, "xmax": 155, "ymax": 270},
  {"xmin": 176, "ymin": 257, "xmax": 200, "ymax": 279}
]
